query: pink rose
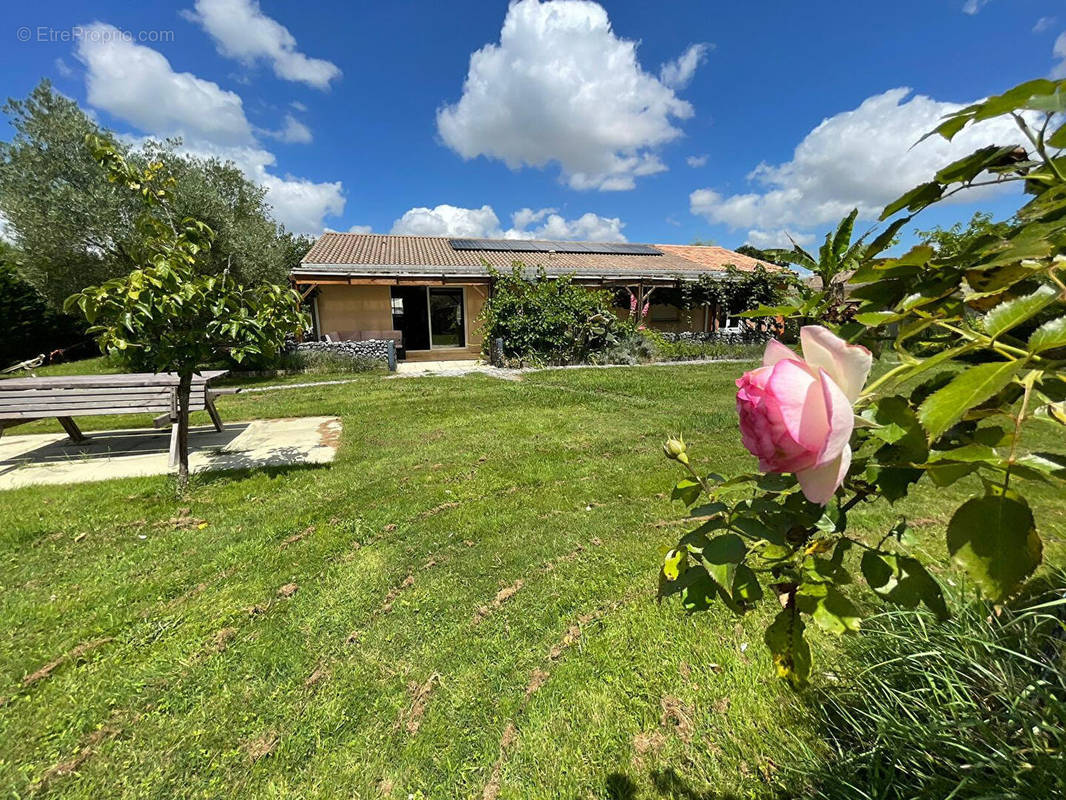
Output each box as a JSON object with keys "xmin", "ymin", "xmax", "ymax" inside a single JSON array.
[{"xmin": 735, "ymin": 326, "xmax": 872, "ymax": 505}]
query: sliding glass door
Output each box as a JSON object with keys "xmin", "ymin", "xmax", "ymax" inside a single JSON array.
[{"xmin": 428, "ymin": 288, "xmax": 465, "ymax": 348}]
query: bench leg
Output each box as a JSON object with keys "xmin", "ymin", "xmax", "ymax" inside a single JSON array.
[
  {"xmin": 205, "ymin": 396, "xmax": 224, "ymax": 433},
  {"xmin": 58, "ymin": 417, "xmax": 87, "ymax": 444}
]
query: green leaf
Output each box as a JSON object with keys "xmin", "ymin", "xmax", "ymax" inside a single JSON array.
[
  {"xmin": 1028, "ymin": 316, "xmax": 1066, "ymax": 353},
  {"xmin": 970, "ymin": 79, "xmax": 1060, "ymax": 119},
  {"xmin": 831, "ymin": 209, "xmax": 858, "ymax": 262},
  {"xmin": 1015, "ymin": 452, "xmax": 1066, "ymax": 480},
  {"xmin": 689, "ymin": 502, "xmax": 728, "ymax": 518},
  {"xmin": 732, "ymin": 516, "xmax": 785, "ymax": 545},
  {"xmin": 671, "ymin": 478, "xmax": 702, "ymax": 506},
  {"xmin": 946, "ymin": 493, "xmax": 1042, "ymax": 603},
  {"xmin": 926, "ymin": 461, "xmax": 978, "ymax": 487},
  {"xmin": 918, "ymin": 361, "xmax": 1023, "ymax": 440},
  {"xmin": 808, "ymin": 585, "xmax": 862, "ymax": 635},
  {"xmin": 935, "ymin": 145, "xmax": 1026, "ymax": 185},
  {"xmin": 1034, "ymin": 401, "xmax": 1066, "ymax": 427},
  {"xmin": 860, "ymin": 551, "xmax": 949, "ymax": 620},
  {"xmin": 731, "ymin": 564, "xmax": 764, "ymax": 606},
  {"xmin": 698, "ymin": 534, "xmax": 746, "ymax": 594},
  {"xmin": 874, "ymin": 467, "xmax": 923, "ymax": 502},
  {"xmin": 928, "ymin": 443, "xmax": 1000, "ymax": 463},
  {"xmin": 764, "ymin": 606, "xmax": 811, "ymax": 689},
  {"xmin": 853, "ymin": 311, "xmax": 901, "ymax": 326},
  {"xmin": 863, "ymin": 216, "xmax": 910, "ymax": 259},
  {"xmin": 983, "ymin": 284, "xmax": 1058, "ymax": 337},
  {"xmin": 881, "ymin": 182, "xmax": 944, "ymax": 220},
  {"xmin": 735, "ymin": 304, "xmax": 797, "ymax": 319},
  {"xmin": 1048, "ymin": 120, "xmax": 1066, "ymax": 149},
  {"xmin": 662, "ymin": 549, "xmax": 686, "ymax": 582},
  {"xmin": 870, "ymin": 396, "xmax": 928, "ymax": 463}
]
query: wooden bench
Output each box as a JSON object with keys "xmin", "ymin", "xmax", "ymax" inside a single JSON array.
[{"xmin": 0, "ymin": 371, "xmax": 236, "ymax": 467}]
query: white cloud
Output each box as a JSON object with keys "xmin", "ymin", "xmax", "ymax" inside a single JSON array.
[
  {"xmin": 962, "ymin": 0, "xmax": 990, "ymax": 14},
  {"xmin": 389, "ymin": 204, "xmax": 626, "ymax": 241},
  {"xmin": 290, "ymin": 100, "xmax": 308, "ymax": 112},
  {"xmin": 54, "ymin": 58, "xmax": 73, "ymax": 77},
  {"xmin": 1033, "ymin": 16, "xmax": 1056, "ymax": 33},
  {"xmin": 512, "ymin": 207, "xmax": 626, "ymax": 241},
  {"xmin": 686, "ymin": 154, "xmax": 708, "ymax": 168},
  {"xmin": 744, "ymin": 229, "xmax": 816, "ymax": 250},
  {"xmin": 182, "ymin": 0, "xmax": 341, "ymax": 89},
  {"xmin": 1053, "ymin": 32, "xmax": 1066, "ymax": 78},
  {"xmin": 436, "ymin": 0, "xmax": 696, "ymax": 191},
  {"xmin": 76, "ymin": 22, "xmax": 253, "ymax": 145},
  {"xmin": 263, "ymin": 114, "xmax": 312, "ymax": 144},
  {"xmin": 348, "ymin": 224, "xmax": 373, "ymax": 234},
  {"xmin": 689, "ymin": 87, "xmax": 1027, "ymax": 239},
  {"xmin": 391, "ymin": 205, "xmax": 503, "ymax": 238},
  {"xmin": 76, "ymin": 26, "xmax": 343, "ymax": 233},
  {"xmin": 140, "ymin": 140, "xmax": 345, "ymax": 235},
  {"xmin": 660, "ymin": 43, "xmax": 710, "ymax": 90}
]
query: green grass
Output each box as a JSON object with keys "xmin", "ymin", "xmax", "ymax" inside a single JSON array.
[
  {"xmin": 0, "ymin": 356, "xmax": 125, "ymax": 379},
  {"xmin": 0, "ymin": 362, "xmax": 1062, "ymax": 798},
  {"xmin": 783, "ymin": 577, "xmax": 1066, "ymax": 799}
]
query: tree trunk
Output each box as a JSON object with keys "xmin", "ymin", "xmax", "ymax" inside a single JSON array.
[{"xmin": 175, "ymin": 370, "xmax": 193, "ymax": 495}]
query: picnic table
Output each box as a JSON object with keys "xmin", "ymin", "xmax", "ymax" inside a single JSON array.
[{"xmin": 0, "ymin": 371, "xmax": 236, "ymax": 466}]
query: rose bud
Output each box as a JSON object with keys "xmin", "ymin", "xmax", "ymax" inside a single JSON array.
[{"xmin": 663, "ymin": 435, "xmax": 689, "ymax": 464}]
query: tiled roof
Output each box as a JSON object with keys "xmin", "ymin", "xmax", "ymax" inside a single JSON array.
[
  {"xmin": 297, "ymin": 234, "xmax": 780, "ymax": 278},
  {"xmin": 655, "ymin": 244, "xmax": 771, "ymax": 273}
]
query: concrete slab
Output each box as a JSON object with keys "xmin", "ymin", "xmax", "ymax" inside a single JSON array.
[
  {"xmin": 0, "ymin": 416, "xmax": 341, "ymax": 490},
  {"xmin": 394, "ymin": 359, "xmax": 484, "ymax": 376}
]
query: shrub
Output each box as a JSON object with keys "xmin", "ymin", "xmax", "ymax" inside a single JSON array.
[
  {"xmin": 781, "ymin": 576, "xmax": 1066, "ymax": 799},
  {"xmin": 275, "ymin": 349, "xmax": 381, "ymax": 374},
  {"xmin": 479, "ymin": 266, "xmax": 622, "ymax": 365},
  {"xmin": 593, "ymin": 329, "xmax": 659, "ymax": 365},
  {"xmin": 644, "ymin": 330, "xmax": 767, "ymax": 362},
  {"xmin": 0, "ymin": 256, "xmax": 88, "ymax": 366}
]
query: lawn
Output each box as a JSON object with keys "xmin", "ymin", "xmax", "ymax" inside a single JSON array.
[{"xmin": 1, "ymin": 361, "xmax": 1063, "ymax": 798}]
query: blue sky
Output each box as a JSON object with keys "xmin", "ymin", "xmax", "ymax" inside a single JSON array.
[{"xmin": 2, "ymin": 0, "xmax": 1064, "ymax": 249}]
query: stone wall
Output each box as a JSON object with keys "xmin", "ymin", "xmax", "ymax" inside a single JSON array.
[{"xmin": 286, "ymin": 339, "xmax": 396, "ymax": 369}]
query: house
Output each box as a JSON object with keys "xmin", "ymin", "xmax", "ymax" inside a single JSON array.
[{"xmin": 291, "ymin": 233, "xmax": 782, "ymax": 361}]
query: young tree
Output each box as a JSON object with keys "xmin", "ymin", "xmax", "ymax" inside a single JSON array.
[
  {"xmin": 915, "ymin": 210, "xmax": 1013, "ymax": 259},
  {"xmin": 67, "ymin": 137, "xmax": 307, "ymax": 492},
  {"xmin": 659, "ymin": 78, "xmax": 1066, "ymax": 687}
]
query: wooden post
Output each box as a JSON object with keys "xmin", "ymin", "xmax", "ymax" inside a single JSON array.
[{"xmin": 386, "ymin": 340, "xmax": 397, "ymax": 372}]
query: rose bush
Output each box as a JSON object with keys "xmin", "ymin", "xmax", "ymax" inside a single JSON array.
[
  {"xmin": 736, "ymin": 328, "xmax": 872, "ymax": 504},
  {"xmin": 658, "ymin": 77, "xmax": 1066, "ymax": 687}
]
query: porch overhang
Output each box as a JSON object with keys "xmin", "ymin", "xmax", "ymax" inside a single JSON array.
[{"xmin": 291, "ymin": 264, "xmax": 736, "ymax": 288}]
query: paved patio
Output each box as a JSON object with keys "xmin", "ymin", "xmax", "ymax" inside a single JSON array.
[
  {"xmin": 393, "ymin": 359, "xmax": 485, "ymax": 376},
  {"xmin": 0, "ymin": 416, "xmax": 342, "ymax": 490}
]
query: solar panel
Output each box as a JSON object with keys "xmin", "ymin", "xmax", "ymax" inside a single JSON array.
[{"xmin": 448, "ymin": 238, "xmax": 661, "ymax": 256}]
